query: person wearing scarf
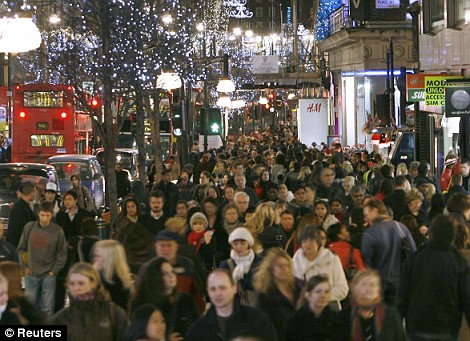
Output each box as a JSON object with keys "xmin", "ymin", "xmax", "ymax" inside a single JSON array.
[
  {"xmin": 53, "ymin": 262, "xmax": 129, "ymax": 341},
  {"xmin": 347, "ymin": 270, "xmax": 406, "ymax": 341},
  {"xmin": 219, "ymin": 227, "xmax": 262, "ymax": 307},
  {"xmin": 292, "ymin": 225, "xmax": 349, "ymax": 310},
  {"xmin": 188, "ymin": 212, "xmax": 228, "ymax": 274},
  {"xmin": 188, "ymin": 213, "xmax": 210, "ymax": 252}
]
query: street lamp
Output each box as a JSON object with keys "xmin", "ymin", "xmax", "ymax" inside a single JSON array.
[
  {"xmin": 156, "ymin": 72, "xmax": 182, "ymax": 90},
  {"xmin": 0, "ymin": 13, "xmax": 42, "ymax": 139},
  {"xmin": 217, "ymin": 94, "xmax": 232, "ymax": 108},
  {"xmin": 216, "ymin": 54, "xmax": 235, "ymax": 93},
  {"xmin": 0, "ymin": 15, "xmax": 42, "ymax": 53}
]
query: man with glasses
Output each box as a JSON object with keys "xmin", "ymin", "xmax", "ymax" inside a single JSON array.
[
  {"xmin": 288, "ymin": 185, "xmax": 314, "ymax": 220},
  {"xmin": 316, "ymin": 167, "xmax": 342, "ymax": 203},
  {"xmin": 342, "ymin": 184, "xmax": 366, "ymax": 225}
]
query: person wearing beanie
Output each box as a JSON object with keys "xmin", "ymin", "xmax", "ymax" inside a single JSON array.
[
  {"xmin": 219, "ymin": 227, "xmax": 262, "ymax": 307},
  {"xmin": 188, "ymin": 212, "xmax": 228, "ymax": 277}
]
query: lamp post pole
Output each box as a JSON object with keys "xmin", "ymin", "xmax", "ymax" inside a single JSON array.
[
  {"xmin": 202, "ymin": 23, "xmax": 209, "ymax": 153},
  {"xmin": 203, "ymin": 55, "xmax": 209, "ymax": 152},
  {"xmin": 7, "ymin": 53, "xmax": 12, "ymax": 138}
]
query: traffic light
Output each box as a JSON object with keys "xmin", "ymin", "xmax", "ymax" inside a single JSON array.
[
  {"xmin": 90, "ymin": 96, "xmax": 101, "ymax": 113},
  {"xmin": 200, "ymin": 108, "xmax": 221, "ymax": 135},
  {"xmin": 275, "ymin": 96, "xmax": 283, "ymax": 109}
]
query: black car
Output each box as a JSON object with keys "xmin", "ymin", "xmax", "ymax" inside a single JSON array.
[{"xmin": 0, "ymin": 163, "xmax": 59, "ymax": 231}]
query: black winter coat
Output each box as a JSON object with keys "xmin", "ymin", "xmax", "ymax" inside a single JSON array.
[
  {"xmin": 6, "ymin": 198, "xmax": 36, "ymax": 248},
  {"xmin": 185, "ymin": 301, "xmax": 278, "ymax": 341},
  {"xmin": 257, "ymin": 285, "xmax": 301, "ymax": 341},
  {"xmin": 285, "ymin": 305, "xmax": 346, "ymax": 341},
  {"xmin": 53, "ymin": 295, "xmax": 129, "ymax": 341},
  {"xmin": 398, "ymin": 242, "xmax": 470, "ymax": 338}
]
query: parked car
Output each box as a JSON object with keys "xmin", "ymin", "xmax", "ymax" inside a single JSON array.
[
  {"xmin": 94, "ymin": 148, "xmax": 139, "ymax": 182},
  {"xmin": 47, "ymin": 154, "xmax": 105, "ymax": 208},
  {"xmin": 0, "ymin": 163, "xmax": 59, "ymax": 232}
]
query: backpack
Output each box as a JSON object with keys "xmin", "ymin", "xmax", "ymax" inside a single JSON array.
[{"xmin": 227, "ymin": 259, "xmax": 257, "ymax": 307}]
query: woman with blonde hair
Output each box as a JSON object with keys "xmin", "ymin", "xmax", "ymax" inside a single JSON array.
[
  {"xmin": 343, "ymin": 160, "xmax": 354, "ymax": 176},
  {"xmin": 253, "ymin": 248, "xmax": 301, "ymax": 341},
  {"xmin": 246, "ymin": 202, "xmax": 287, "ymax": 252},
  {"xmin": 93, "ymin": 240, "xmax": 134, "ymax": 310},
  {"xmin": 403, "ymin": 187, "xmax": 429, "ymax": 233},
  {"xmin": 297, "ymin": 162, "xmax": 312, "ymax": 184},
  {"xmin": 395, "ymin": 162, "xmax": 408, "ymax": 176},
  {"xmin": 53, "ymin": 262, "xmax": 129, "ymax": 341},
  {"xmin": 347, "ymin": 269, "xmax": 406, "ymax": 340}
]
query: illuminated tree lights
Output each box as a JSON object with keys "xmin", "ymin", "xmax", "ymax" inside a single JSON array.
[
  {"xmin": 16, "ymin": 0, "xmax": 203, "ymax": 90},
  {"xmin": 315, "ymin": 0, "xmax": 342, "ymax": 41}
]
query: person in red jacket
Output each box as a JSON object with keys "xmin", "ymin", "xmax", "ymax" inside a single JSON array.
[
  {"xmin": 327, "ymin": 223, "xmax": 365, "ymax": 280},
  {"xmin": 440, "ymin": 158, "xmax": 457, "ymax": 192}
]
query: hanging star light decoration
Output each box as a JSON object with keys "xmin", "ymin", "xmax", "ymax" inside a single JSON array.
[{"xmin": 224, "ymin": 0, "xmax": 253, "ymax": 19}]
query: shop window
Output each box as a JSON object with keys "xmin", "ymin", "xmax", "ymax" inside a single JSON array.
[{"xmin": 448, "ymin": 0, "xmax": 470, "ymax": 28}]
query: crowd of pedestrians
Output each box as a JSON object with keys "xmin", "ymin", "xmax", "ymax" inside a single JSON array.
[{"xmin": 0, "ymin": 126, "xmax": 469, "ymax": 341}]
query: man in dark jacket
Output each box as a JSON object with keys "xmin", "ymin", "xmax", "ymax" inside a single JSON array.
[
  {"xmin": 186, "ymin": 269, "xmax": 277, "ymax": 341},
  {"xmin": 55, "ymin": 189, "xmax": 92, "ymax": 311},
  {"xmin": 384, "ymin": 175, "xmax": 409, "ymax": 221},
  {"xmin": 152, "ymin": 169, "xmax": 179, "ymax": 217},
  {"xmin": 177, "ymin": 170, "xmax": 195, "ymax": 201},
  {"xmin": 139, "ymin": 190, "xmax": 167, "ymax": 236},
  {"xmin": 444, "ymin": 173, "xmax": 467, "ymax": 202},
  {"xmin": 361, "ymin": 199, "xmax": 416, "ymax": 306},
  {"xmin": 234, "ymin": 173, "xmax": 258, "ymax": 206},
  {"xmin": 115, "ymin": 162, "xmax": 131, "ymax": 199},
  {"xmin": 398, "ymin": 214, "xmax": 470, "ymax": 340},
  {"xmin": 6, "ymin": 183, "xmax": 36, "ymax": 248},
  {"xmin": 316, "ymin": 167, "xmax": 342, "ymax": 203}
]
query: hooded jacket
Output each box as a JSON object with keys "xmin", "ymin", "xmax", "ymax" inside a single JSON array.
[{"xmin": 293, "ymin": 248, "xmax": 349, "ymax": 302}]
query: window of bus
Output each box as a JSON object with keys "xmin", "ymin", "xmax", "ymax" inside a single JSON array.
[
  {"xmin": 51, "ymin": 162, "xmax": 92, "ymax": 181},
  {"xmin": 31, "ymin": 135, "xmax": 65, "ymax": 147},
  {"xmin": 23, "ymin": 91, "xmax": 65, "ymax": 108}
]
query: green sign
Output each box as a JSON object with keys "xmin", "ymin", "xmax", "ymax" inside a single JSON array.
[
  {"xmin": 407, "ymin": 89, "xmax": 425, "ymax": 102},
  {"xmin": 425, "ymin": 76, "xmax": 462, "ymax": 106}
]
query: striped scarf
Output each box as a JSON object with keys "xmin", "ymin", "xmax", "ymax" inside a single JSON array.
[{"xmin": 350, "ymin": 299, "xmax": 385, "ymax": 341}]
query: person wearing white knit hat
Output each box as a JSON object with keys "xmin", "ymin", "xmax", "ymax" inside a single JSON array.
[{"xmin": 220, "ymin": 227, "xmax": 261, "ymax": 307}]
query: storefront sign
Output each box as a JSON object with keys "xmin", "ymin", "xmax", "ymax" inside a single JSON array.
[
  {"xmin": 406, "ymin": 74, "xmax": 440, "ymax": 102},
  {"xmin": 297, "ymin": 98, "xmax": 330, "ymax": 145},
  {"xmin": 424, "ymin": 76, "xmax": 462, "ymax": 106},
  {"xmin": 445, "ymin": 84, "xmax": 470, "ymax": 117},
  {"xmin": 376, "ymin": 0, "xmax": 400, "ymax": 9},
  {"xmin": 252, "ymin": 55, "xmax": 279, "ymax": 74}
]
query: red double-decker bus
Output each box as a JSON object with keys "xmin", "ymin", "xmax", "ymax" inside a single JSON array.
[{"xmin": 11, "ymin": 84, "xmax": 76, "ymax": 163}]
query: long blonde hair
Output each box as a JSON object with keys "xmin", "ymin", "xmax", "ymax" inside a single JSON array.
[
  {"xmin": 247, "ymin": 203, "xmax": 277, "ymax": 235},
  {"xmin": 92, "ymin": 240, "xmax": 134, "ymax": 291},
  {"xmin": 67, "ymin": 262, "xmax": 109, "ymax": 300},
  {"xmin": 253, "ymin": 248, "xmax": 294, "ymax": 294}
]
